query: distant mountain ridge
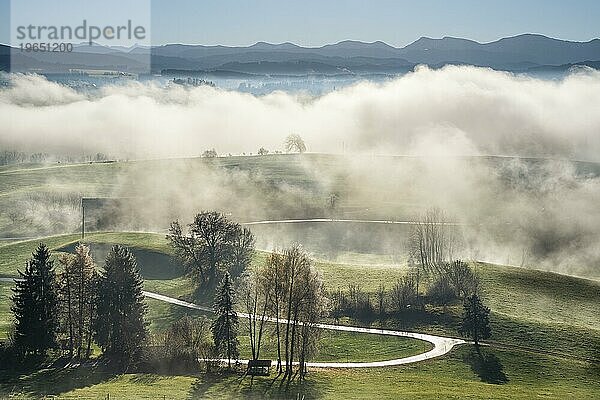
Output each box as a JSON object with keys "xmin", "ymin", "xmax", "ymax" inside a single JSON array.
[{"xmin": 1, "ymin": 34, "xmax": 600, "ymax": 75}]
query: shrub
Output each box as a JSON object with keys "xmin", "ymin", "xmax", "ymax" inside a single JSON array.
[
  {"xmin": 427, "ymin": 276, "xmax": 456, "ymax": 306},
  {"xmin": 390, "ymin": 274, "xmax": 417, "ymax": 312}
]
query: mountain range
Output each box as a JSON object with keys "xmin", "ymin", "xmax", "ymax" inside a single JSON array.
[{"xmin": 1, "ymin": 34, "xmax": 600, "ymax": 76}]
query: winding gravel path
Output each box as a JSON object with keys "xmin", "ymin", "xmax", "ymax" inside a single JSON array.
[
  {"xmin": 0, "ymin": 280, "xmax": 466, "ymax": 367},
  {"xmin": 144, "ymin": 291, "xmax": 465, "ymax": 368}
]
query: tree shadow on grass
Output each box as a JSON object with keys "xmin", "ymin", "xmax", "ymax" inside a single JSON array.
[
  {"xmin": 588, "ymin": 342, "xmax": 600, "ymax": 378},
  {"xmin": 57, "ymin": 243, "xmax": 184, "ymax": 280},
  {"xmin": 189, "ymin": 371, "xmax": 328, "ymax": 399},
  {"xmin": 463, "ymin": 346, "xmax": 509, "ymax": 385},
  {"xmin": 129, "ymin": 373, "xmax": 164, "ymax": 384},
  {"xmin": 192, "ymin": 278, "xmax": 218, "ymax": 304},
  {"xmin": 0, "ymin": 359, "xmax": 116, "ymax": 398}
]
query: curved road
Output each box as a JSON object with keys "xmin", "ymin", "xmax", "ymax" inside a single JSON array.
[
  {"xmin": 144, "ymin": 291, "xmax": 465, "ymax": 368},
  {"xmin": 242, "ymin": 218, "xmax": 464, "ymax": 226}
]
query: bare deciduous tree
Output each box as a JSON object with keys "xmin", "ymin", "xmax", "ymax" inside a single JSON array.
[
  {"xmin": 443, "ymin": 260, "xmax": 480, "ymax": 299},
  {"xmin": 239, "ymin": 269, "xmax": 269, "ymax": 363},
  {"xmin": 263, "ymin": 245, "xmax": 326, "ymax": 383},
  {"xmin": 409, "ymin": 208, "xmax": 462, "ymax": 285},
  {"xmin": 263, "ymin": 251, "xmax": 286, "ymax": 372},
  {"xmin": 58, "ymin": 243, "xmax": 97, "ymax": 359}
]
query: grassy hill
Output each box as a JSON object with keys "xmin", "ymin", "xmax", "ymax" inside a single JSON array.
[
  {"xmin": 2, "ymin": 154, "xmax": 599, "ymax": 237},
  {"xmin": 0, "ymin": 232, "xmax": 599, "ymax": 398}
]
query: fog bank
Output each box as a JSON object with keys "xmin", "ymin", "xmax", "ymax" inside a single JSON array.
[{"xmin": 2, "ymin": 66, "xmax": 600, "ymax": 161}]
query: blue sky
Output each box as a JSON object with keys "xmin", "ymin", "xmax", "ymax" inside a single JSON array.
[{"xmin": 1, "ymin": 0, "xmax": 600, "ymax": 46}]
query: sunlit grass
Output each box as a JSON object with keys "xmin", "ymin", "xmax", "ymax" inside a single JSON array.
[{"xmin": 1, "ymin": 232, "xmax": 600, "ymax": 398}]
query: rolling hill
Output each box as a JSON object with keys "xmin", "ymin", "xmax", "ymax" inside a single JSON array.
[{"xmin": 0, "ymin": 231, "xmax": 598, "ymax": 398}]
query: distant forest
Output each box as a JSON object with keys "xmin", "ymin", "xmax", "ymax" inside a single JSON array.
[{"xmin": 0, "ymin": 151, "xmax": 115, "ymax": 166}]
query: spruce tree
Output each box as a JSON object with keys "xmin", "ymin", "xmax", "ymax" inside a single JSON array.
[
  {"xmin": 459, "ymin": 294, "xmax": 491, "ymax": 346},
  {"xmin": 94, "ymin": 245, "xmax": 147, "ymax": 368},
  {"xmin": 11, "ymin": 243, "xmax": 59, "ymax": 355},
  {"xmin": 212, "ymin": 272, "xmax": 239, "ymax": 367}
]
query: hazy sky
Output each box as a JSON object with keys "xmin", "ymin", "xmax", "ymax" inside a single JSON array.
[{"xmin": 1, "ymin": 0, "xmax": 599, "ymax": 46}]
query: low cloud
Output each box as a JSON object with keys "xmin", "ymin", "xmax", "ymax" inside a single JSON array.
[{"xmin": 1, "ymin": 66, "xmax": 600, "ymax": 160}]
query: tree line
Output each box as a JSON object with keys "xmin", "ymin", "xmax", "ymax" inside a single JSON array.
[
  {"xmin": 0, "ymin": 150, "xmax": 113, "ymax": 166},
  {"xmin": 8, "ymin": 243, "xmax": 147, "ymax": 369}
]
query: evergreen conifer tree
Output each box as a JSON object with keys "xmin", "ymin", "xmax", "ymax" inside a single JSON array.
[
  {"xmin": 459, "ymin": 294, "xmax": 491, "ymax": 345},
  {"xmin": 94, "ymin": 245, "xmax": 147, "ymax": 368},
  {"xmin": 212, "ymin": 272, "xmax": 239, "ymax": 367},
  {"xmin": 11, "ymin": 243, "xmax": 59, "ymax": 355}
]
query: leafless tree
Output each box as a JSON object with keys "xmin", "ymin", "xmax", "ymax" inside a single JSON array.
[
  {"xmin": 239, "ymin": 269, "xmax": 269, "ymax": 362},
  {"xmin": 410, "ymin": 208, "xmax": 462, "ymax": 280},
  {"xmin": 296, "ymin": 270, "xmax": 326, "ymax": 381},
  {"xmin": 444, "ymin": 260, "xmax": 480, "ymax": 299},
  {"xmin": 263, "ymin": 251, "xmax": 286, "ymax": 372},
  {"xmin": 58, "ymin": 243, "xmax": 97, "ymax": 358}
]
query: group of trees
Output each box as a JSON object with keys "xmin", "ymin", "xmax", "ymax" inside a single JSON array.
[
  {"xmin": 238, "ymin": 245, "xmax": 326, "ymax": 382},
  {"xmin": 329, "ymin": 205, "xmax": 491, "ymax": 345},
  {"xmin": 8, "ymin": 204, "xmax": 490, "ymax": 379},
  {"xmin": 408, "ymin": 207, "xmax": 491, "ymax": 344},
  {"xmin": 0, "ymin": 150, "xmax": 113, "ymax": 166},
  {"xmin": 202, "ymin": 149, "xmax": 218, "ymax": 158},
  {"xmin": 199, "ymin": 134, "xmax": 306, "ymax": 159},
  {"xmin": 329, "ymin": 265, "xmax": 490, "ymax": 345},
  {"xmin": 0, "ymin": 151, "xmax": 48, "ymax": 165},
  {"xmin": 9, "ymin": 243, "xmax": 147, "ymax": 368},
  {"xmin": 330, "ymin": 260, "xmax": 478, "ymax": 322},
  {"xmin": 58, "ymin": 244, "xmax": 96, "ymax": 358},
  {"xmin": 167, "ymin": 211, "xmax": 305, "ymax": 374},
  {"xmin": 167, "ymin": 211, "xmax": 255, "ymax": 287},
  {"xmin": 149, "ymin": 244, "xmax": 326, "ymax": 382},
  {"xmin": 148, "ymin": 272, "xmax": 242, "ymax": 374}
]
